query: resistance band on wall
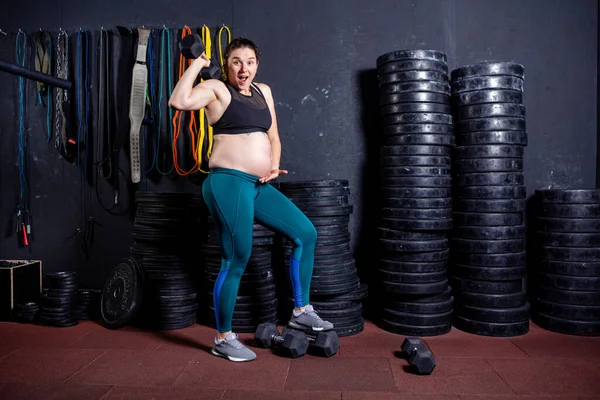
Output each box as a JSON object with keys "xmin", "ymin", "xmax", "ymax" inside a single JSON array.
[
  {"xmin": 172, "ymin": 25, "xmax": 200, "ymax": 176},
  {"xmin": 196, "ymin": 24, "xmax": 213, "ymax": 173},
  {"xmin": 15, "ymin": 30, "xmax": 30, "ymax": 247}
]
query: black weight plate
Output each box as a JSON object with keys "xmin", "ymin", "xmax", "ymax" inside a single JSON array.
[
  {"xmin": 452, "ymin": 264, "xmax": 526, "ymax": 281},
  {"xmin": 380, "ymin": 80, "xmax": 451, "ymax": 96},
  {"xmin": 379, "ymin": 248, "xmax": 450, "ymax": 262},
  {"xmin": 453, "ymin": 212, "xmax": 523, "ymax": 226},
  {"xmin": 457, "ymin": 117, "xmax": 526, "ymax": 133},
  {"xmin": 289, "ymin": 196, "xmax": 349, "ymax": 207},
  {"xmin": 377, "ymin": 49, "xmax": 447, "ymax": 66},
  {"xmin": 455, "ymin": 290, "xmax": 526, "ymax": 308},
  {"xmin": 380, "ymin": 92, "xmax": 450, "ymax": 105},
  {"xmin": 454, "ymin": 316, "xmax": 528, "ymax": 337},
  {"xmin": 539, "ymin": 273, "xmax": 600, "ymax": 291},
  {"xmin": 383, "ymin": 298, "xmax": 453, "ymax": 314},
  {"xmin": 309, "ymin": 216, "xmax": 350, "ymax": 226},
  {"xmin": 537, "ymin": 286, "xmax": 600, "ymax": 306},
  {"xmin": 453, "ymin": 199, "xmax": 525, "ymax": 212},
  {"xmin": 541, "ymin": 204, "xmax": 600, "ymax": 219},
  {"xmin": 453, "ymin": 158, "xmax": 523, "ymax": 173},
  {"xmin": 382, "ymin": 308, "xmax": 453, "ymax": 326},
  {"xmin": 381, "ymin": 102, "xmax": 451, "ymax": 116},
  {"xmin": 380, "ymin": 217, "xmax": 453, "ymax": 231},
  {"xmin": 303, "ymin": 205, "xmax": 353, "ymax": 217},
  {"xmin": 382, "ymin": 176, "xmax": 452, "ymax": 188},
  {"xmin": 334, "ymin": 318, "xmax": 365, "ymax": 338},
  {"xmin": 536, "ymin": 217, "xmax": 600, "ymax": 233},
  {"xmin": 379, "ymin": 319, "xmax": 452, "ymax": 336},
  {"xmin": 383, "ymin": 112, "xmax": 453, "ymax": 126},
  {"xmin": 381, "ymin": 207, "xmax": 452, "ymax": 220},
  {"xmin": 531, "ymin": 312, "xmax": 600, "ymax": 336},
  {"xmin": 381, "ymin": 279, "xmax": 449, "ymax": 295},
  {"xmin": 453, "ymin": 145, "xmax": 524, "ymax": 159},
  {"xmin": 457, "ymin": 131, "xmax": 528, "ymax": 146},
  {"xmin": 451, "ymin": 62, "xmax": 525, "ymax": 81},
  {"xmin": 380, "ymin": 156, "xmax": 451, "ymax": 167},
  {"xmin": 540, "ymin": 246, "xmax": 600, "ymax": 262},
  {"xmin": 452, "ymin": 277, "xmax": 524, "ymax": 294},
  {"xmin": 455, "ymin": 186, "xmax": 526, "ymax": 199},
  {"xmin": 454, "ymin": 172, "xmax": 523, "ymax": 186},
  {"xmin": 383, "ymin": 123, "xmax": 454, "ymax": 136},
  {"xmin": 282, "ymin": 186, "xmax": 349, "ymax": 198},
  {"xmin": 379, "ymin": 187, "xmax": 441, "ymax": 202},
  {"xmin": 384, "ymin": 133, "xmax": 455, "ymax": 146},
  {"xmin": 533, "ymin": 298, "xmax": 600, "ymax": 321},
  {"xmin": 455, "ymin": 303, "xmax": 530, "ymax": 323},
  {"xmin": 453, "ymin": 225, "xmax": 524, "ymax": 240},
  {"xmin": 453, "ymin": 252, "xmax": 526, "ymax": 267},
  {"xmin": 380, "ymin": 70, "xmax": 449, "ymax": 86},
  {"xmin": 452, "ymin": 89, "xmax": 523, "ymax": 107},
  {"xmin": 381, "ymin": 166, "xmax": 450, "ymax": 177},
  {"xmin": 538, "ymin": 232, "xmax": 600, "ymax": 248},
  {"xmin": 378, "ymin": 270, "xmax": 447, "ymax": 283},
  {"xmin": 381, "ymin": 145, "xmax": 451, "ymax": 157},
  {"xmin": 315, "ymin": 224, "xmax": 349, "ymax": 236},
  {"xmin": 382, "ymin": 197, "xmax": 452, "ymax": 209},
  {"xmin": 100, "ymin": 257, "xmax": 144, "ymax": 330},
  {"xmin": 313, "ymin": 303, "xmax": 363, "ymax": 318},
  {"xmin": 313, "ymin": 283, "xmax": 369, "ymax": 302},
  {"xmin": 456, "ymin": 103, "xmax": 526, "ymax": 120},
  {"xmin": 379, "ymin": 259, "xmax": 447, "ymax": 273},
  {"xmin": 379, "ymin": 238, "xmax": 449, "ymax": 252},
  {"xmin": 278, "ymin": 180, "xmax": 349, "ymax": 189},
  {"xmin": 377, "ymin": 59, "xmax": 449, "ymax": 75},
  {"xmin": 539, "ymin": 259, "xmax": 600, "ymax": 277},
  {"xmin": 536, "ymin": 189, "xmax": 600, "ymax": 204},
  {"xmin": 451, "ymin": 76, "xmax": 524, "ymax": 94},
  {"xmin": 382, "ymin": 286, "xmax": 453, "ymax": 303}
]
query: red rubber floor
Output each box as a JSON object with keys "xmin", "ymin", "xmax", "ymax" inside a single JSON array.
[{"xmin": 0, "ymin": 319, "xmax": 599, "ymax": 399}]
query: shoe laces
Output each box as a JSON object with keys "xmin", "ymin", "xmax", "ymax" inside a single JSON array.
[
  {"xmin": 225, "ymin": 333, "xmax": 244, "ymax": 349},
  {"xmin": 304, "ymin": 305, "xmax": 323, "ymax": 322}
]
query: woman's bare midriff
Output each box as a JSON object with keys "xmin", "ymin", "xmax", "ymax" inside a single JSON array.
[{"xmin": 209, "ymin": 131, "xmax": 273, "ymax": 178}]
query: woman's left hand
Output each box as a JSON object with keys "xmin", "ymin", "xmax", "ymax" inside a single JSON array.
[{"xmin": 259, "ymin": 168, "xmax": 288, "ymax": 183}]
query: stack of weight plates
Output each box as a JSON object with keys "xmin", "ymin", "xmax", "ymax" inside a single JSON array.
[
  {"xmin": 278, "ymin": 180, "xmax": 366, "ymax": 337},
  {"xmin": 449, "ymin": 61, "xmax": 529, "ymax": 337},
  {"xmin": 532, "ymin": 189, "xmax": 600, "ymax": 335},
  {"xmin": 129, "ymin": 191, "xmax": 204, "ymax": 330},
  {"xmin": 202, "ymin": 217, "xmax": 279, "ymax": 333},
  {"xmin": 375, "ymin": 49, "xmax": 454, "ymax": 337},
  {"xmin": 39, "ymin": 271, "xmax": 79, "ymax": 327},
  {"xmin": 13, "ymin": 302, "xmax": 39, "ymax": 323},
  {"xmin": 72, "ymin": 289, "xmax": 101, "ymax": 321}
]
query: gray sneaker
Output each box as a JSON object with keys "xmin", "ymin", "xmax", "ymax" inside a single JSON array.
[
  {"xmin": 288, "ymin": 305, "xmax": 334, "ymax": 332},
  {"xmin": 211, "ymin": 333, "xmax": 257, "ymax": 362}
]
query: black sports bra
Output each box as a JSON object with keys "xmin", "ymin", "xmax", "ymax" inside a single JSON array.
[{"xmin": 212, "ymin": 82, "xmax": 272, "ymax": 134}]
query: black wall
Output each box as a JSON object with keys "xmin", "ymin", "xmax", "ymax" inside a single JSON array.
[{"xmin": 0, "ymin": 0, "xmax": 597, "ymax": 290}]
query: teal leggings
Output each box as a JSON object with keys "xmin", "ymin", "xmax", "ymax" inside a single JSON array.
[{"xmin": 202, "ymin": 167, "xmax": 317, "ymax": 333}]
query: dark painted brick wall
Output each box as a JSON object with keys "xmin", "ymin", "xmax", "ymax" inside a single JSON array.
[{"xmin": 0, "ymin": 0, "xmax": 597, "ymax": 288}]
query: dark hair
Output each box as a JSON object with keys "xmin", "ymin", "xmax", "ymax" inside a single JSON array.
[{"xmin": 223, "ymin": 37, "xmax": 261, "ymax": 63}]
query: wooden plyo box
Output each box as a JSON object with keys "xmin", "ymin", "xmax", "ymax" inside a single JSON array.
[{"xmin": 0, "ymin": 260, "xmax": 42, "ymax": 321}]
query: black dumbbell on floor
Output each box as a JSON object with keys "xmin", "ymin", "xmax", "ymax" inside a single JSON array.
[
  {"xmin": 401, "ymin": 337, "xmax": 437, "ymax": 375},
  {"xmin": 178, "ymin": 33, "xmax": 221, "ymax": 80},
  {"xmin": 282, "ymin": 326, "xmax": 339, "ymax": 357},
  {"xmin": 255, "ymin": 323, "xmax": 309, "ymax": 358}
]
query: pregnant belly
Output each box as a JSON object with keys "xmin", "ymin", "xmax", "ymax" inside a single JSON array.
[{"xmin": 209, "ymin": 132, "xmax": 273, "ymax": 178}]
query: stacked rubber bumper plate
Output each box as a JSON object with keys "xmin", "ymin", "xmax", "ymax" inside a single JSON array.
[
  {"xmin": 278, "ymin": 180, "xmax": 367, "ymax": 337},
  {"xmin": 375, "ymin": 50, "xmax": 454, "ymax": 336},
  {"xmin": 533, "ymin": 189, "xmax": 600, "ymax": 335},
  {"xmin": 108, "ymin": 191, "xmax": 204, "ymax": 330},
  {"xmin": 449, "ymin": 62, "xmax": 529, "ymax": 336},
  {"xmin": 202, "ymin": 217, "xmax": 280, "ymax": 333},
  {"xmin": 38, "ymin": 272, "xmax": 79, "ymax": 327}
]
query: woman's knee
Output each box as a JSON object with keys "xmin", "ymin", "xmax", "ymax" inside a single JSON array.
[{"xmin": 296, "ymin": 220, "xmax": 317, "ymax": 248}]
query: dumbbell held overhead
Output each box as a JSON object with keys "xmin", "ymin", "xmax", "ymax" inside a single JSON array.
[{"xmin": 178, "ymin": 33, "xmax": 221, "ymax": 80}]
